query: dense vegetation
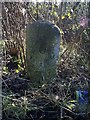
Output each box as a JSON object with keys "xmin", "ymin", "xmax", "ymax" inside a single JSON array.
[{"xmin": 2, "ymin": 2, "xmax": 90, "ymax": 120}]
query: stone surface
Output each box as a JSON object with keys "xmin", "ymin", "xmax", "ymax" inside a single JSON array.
[{"xmin": 26, "ymin": 21, "xmax": 60, "ymax": 85}]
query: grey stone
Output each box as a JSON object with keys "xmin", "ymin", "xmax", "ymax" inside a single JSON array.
[{"xmin": 26, "ymin": 21, "xmax": 60, "ymax": 86}]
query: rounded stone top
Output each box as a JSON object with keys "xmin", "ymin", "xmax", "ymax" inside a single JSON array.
[{"xmin": 27, "ymin": 21, "xmax": 60, "ymax": 37}]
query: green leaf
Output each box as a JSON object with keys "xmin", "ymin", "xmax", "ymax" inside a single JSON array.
[
  {"xmin": 15, "ymin": 69, "xmax": 19, "ymax": 73},
  {"xmin": 62, "ymin": 15, "xmax": 65, "ymax": 19},
  {"xmin": 68, "ymin": 13, "xmax": 70, "ymax": 17}
]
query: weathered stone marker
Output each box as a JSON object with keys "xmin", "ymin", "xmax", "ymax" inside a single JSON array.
[{"xmin": 26, "ymin": 21, "xmax": 60, "ymax": 85}]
